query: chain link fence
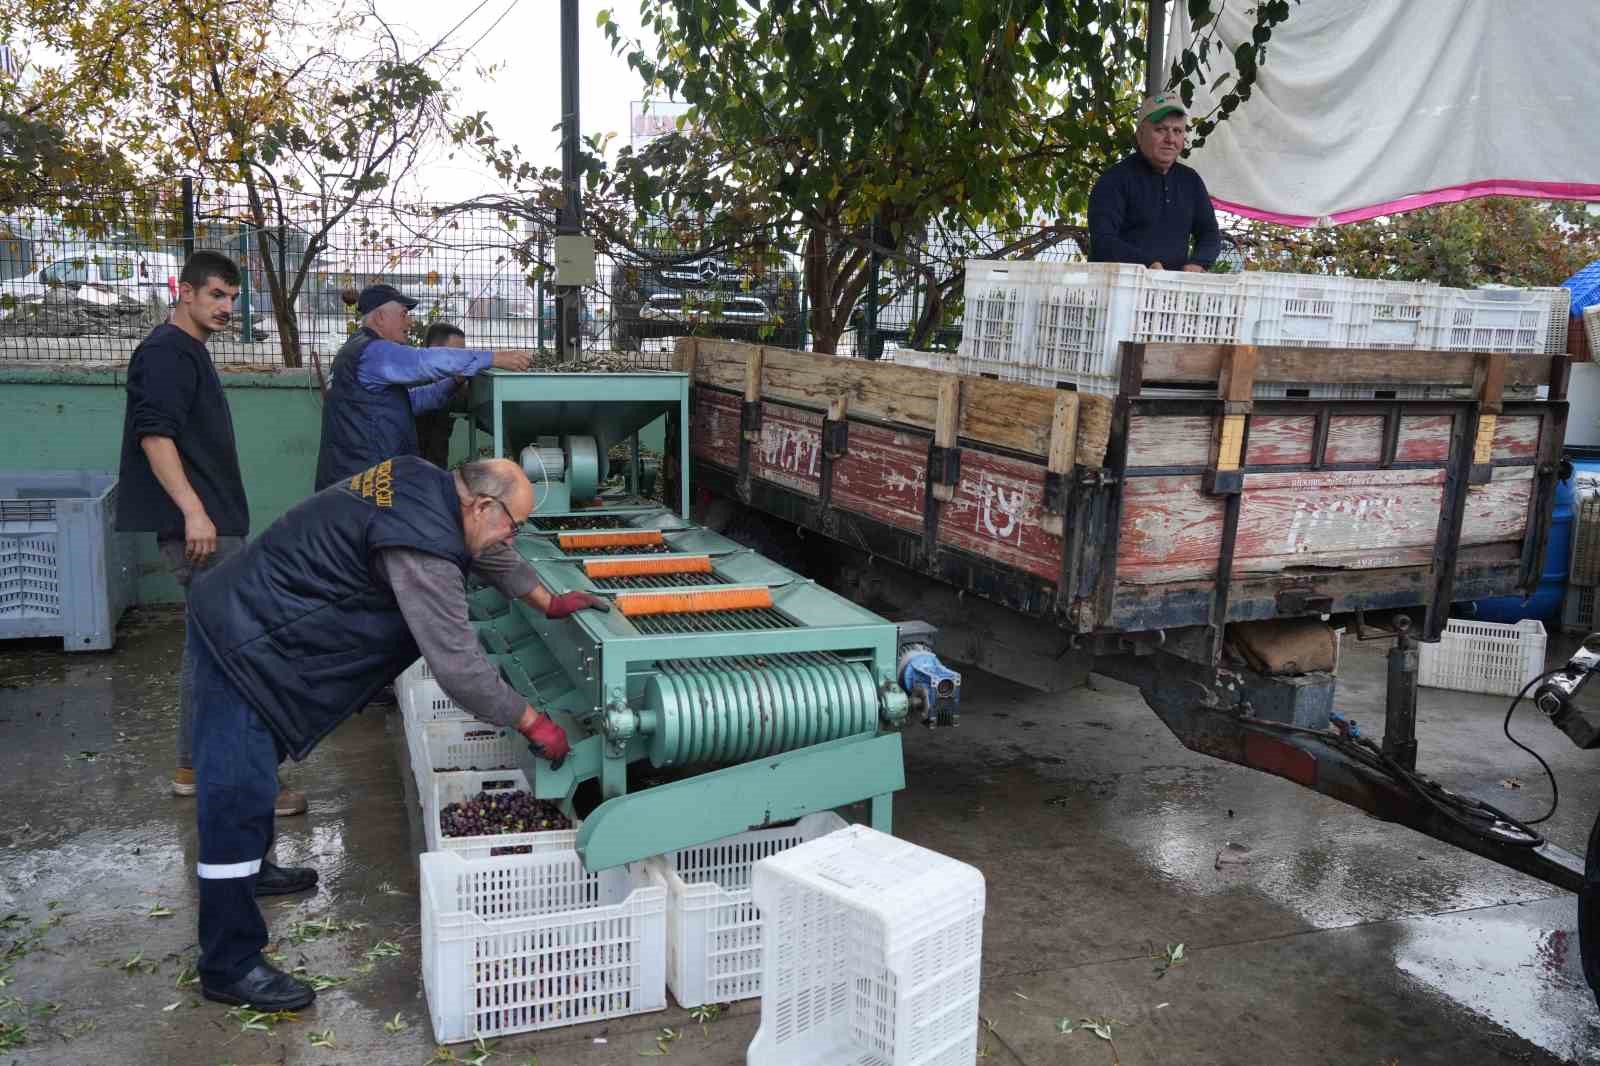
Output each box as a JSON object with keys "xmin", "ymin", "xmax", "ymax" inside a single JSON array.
[{"xmin": 0, "ymin": 181, "xmax": 1089, "ymax": 366}]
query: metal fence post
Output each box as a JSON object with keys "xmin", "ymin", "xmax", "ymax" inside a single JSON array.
[
  {"xmin": 237, "ymin": 227, "xmax": 254, "ymax": 343},
  {"xmin": 181, "ymin": 177, "xmax": 196, "ymax": 261},
  {"xmin": 864, "ymin": 218, "xmax": 883, "ymax": 360}
]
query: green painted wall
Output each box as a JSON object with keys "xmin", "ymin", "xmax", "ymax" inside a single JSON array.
[
  {"xmin": 0, "ymin": 366, "xmax": 326, "ymax": 602},
  {"xmin": 0, "ymin": 365, "xmax": 669, "ymax": 603}
]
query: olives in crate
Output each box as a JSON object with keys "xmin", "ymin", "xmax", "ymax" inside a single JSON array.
[{"xmin": 439, "ymin": 789, "xmax": 571, "ymax": 839}]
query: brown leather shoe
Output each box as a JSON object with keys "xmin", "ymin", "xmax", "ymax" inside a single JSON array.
[
  {"xmin": 273, "ymin": 788, "xmax": 308, "ymax": 817},
  {"xmin": 172, "ymin": 767, "xmax": 196, "ymax": 797}
]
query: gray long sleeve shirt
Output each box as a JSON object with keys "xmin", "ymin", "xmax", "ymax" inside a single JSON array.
[{"xmin": 374, "ymin": 542, "xmax": 539, "ymax": 728}]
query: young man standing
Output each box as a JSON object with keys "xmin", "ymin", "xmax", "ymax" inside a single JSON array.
[
  {"xmin": 116, "ymin": 250, "xmax": 307, "ymax": 820},
  {"xmin": 416, "ymin": 320, "xmax": 468, "ymax": 468}
]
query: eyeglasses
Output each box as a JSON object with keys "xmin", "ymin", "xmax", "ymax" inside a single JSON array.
[{"xmin": 480, "ymin": 495, "xmax": 519, "ymax": 529}]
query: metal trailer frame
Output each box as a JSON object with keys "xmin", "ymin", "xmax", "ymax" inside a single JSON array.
[{"xmin": 689, "ymin": 341, "xmax": 1592, "ymax": 898}]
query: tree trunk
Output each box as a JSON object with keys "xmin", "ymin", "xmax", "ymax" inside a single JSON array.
[{"xmin": 241, "ymin": 175, "xmax": 304, "ymax": 368}]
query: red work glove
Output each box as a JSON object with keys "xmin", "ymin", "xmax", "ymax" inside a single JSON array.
[
  {"xmin": 517, "ymin": 707, "xmax": 571, "ymax": 765},
  {"xmin": 545, "ymin": 590, "xmax": 612, "ymax": 618}
]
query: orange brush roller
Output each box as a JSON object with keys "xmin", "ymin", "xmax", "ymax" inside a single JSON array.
[
  {"xmin": 558, "ymin": 529, "xmax": 665, "ymax": 550},
  {"xmin": 616, "ymin": 586, "xmax": 773, "ymax": 617},
  {"xmin": 583, "ymin": 555, "xmax": 713, "ymax": 578}
]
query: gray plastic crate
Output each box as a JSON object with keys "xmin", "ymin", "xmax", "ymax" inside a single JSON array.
[{"xmin": 0, "ymin": 470, "xmax": 134, "ymax": 650}]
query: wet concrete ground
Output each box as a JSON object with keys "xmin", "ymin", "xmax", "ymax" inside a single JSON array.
[{"xmin": 2, "ymin": 608, "xmax": 1599, "ymax": 1065}]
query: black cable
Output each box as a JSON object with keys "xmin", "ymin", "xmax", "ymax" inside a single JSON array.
[{"xmin": 1502, "ymin": 667, "xmax": 1567, "ymax": 825}]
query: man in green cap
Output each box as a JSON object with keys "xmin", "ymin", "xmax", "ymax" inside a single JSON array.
[{"xmin": 1088, "ymin": 93, "xmax": 1221, "ymax": 271}]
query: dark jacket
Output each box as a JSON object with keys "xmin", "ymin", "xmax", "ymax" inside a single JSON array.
[
  {"xmin": 116, "ymin": 323, "xmax": 249, "ymax": 537},
  {"xmin": 188, "ymin": 456, "xmax": 471, "ymax": 760},
  {"xmin": 1088, "ymin": 152, "xmax": 1222, "ymax": 270},
  {"xmin": 314, "ymin": 328, "xmax": 420, "ymax": 491}
]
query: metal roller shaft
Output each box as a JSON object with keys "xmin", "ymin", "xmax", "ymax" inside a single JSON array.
[{"xmin": 642, "ymin": 654, "xmax": 880, "ymax": 767}]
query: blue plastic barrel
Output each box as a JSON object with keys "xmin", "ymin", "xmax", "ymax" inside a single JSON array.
[{"xmin": 1467, "ymin": 473, "xmax": 1575, "ymax": 624}]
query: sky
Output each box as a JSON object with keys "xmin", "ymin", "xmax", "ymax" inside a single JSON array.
[{"xmin": 382, "ymin": 0, "xmax": 664, "ymax": 203}]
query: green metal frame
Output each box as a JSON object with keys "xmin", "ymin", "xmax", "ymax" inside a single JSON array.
[
  {"xmin": 467, "ymin": 369, "xmax": 691, "ymax": 518},
  {"xmin": 462, "ymin": 370, "xmax": 910, "ymax": 870}
]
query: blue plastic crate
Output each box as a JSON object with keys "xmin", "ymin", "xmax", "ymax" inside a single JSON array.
[{"xmin": 0, "ymin": 470, "xmax": 134, "ymax": 650}]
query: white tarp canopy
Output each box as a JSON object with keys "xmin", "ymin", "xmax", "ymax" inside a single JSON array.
[{"xmin": 1171, "ymin": 0, "xmax": 1600, "ymax": 227}]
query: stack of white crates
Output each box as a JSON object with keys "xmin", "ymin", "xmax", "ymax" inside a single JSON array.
[
  {"xmin": 747, "ymin": 825, "xmax": 986, "ymax": 1066},
  {"xmin": 398, "ymin": 655, "xmax": 911, "ymax": 1049},
  {"xmin": 956, "ymin": 260, "xmax": 1570, "ymax": 397},
  {"xmin": 399, "ymin": 656, "xmax": 660, "ymax": 1045}
]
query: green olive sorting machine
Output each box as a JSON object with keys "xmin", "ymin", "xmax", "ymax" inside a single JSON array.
[{"xmin": 462, "ymin": 369, "xmax": 960, "ymax": 871}]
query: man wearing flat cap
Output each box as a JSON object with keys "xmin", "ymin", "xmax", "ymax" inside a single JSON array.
[
  {"xmin": 1088, "ymin": 92, "xmax": 1221, "ymax": 272},
  {"xmin": 313, "ymin": 283, "xmax": 535, "ymax": 490}
]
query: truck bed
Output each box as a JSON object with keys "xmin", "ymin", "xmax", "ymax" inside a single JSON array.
[{"xmin": 676, "ymin": 338, "xmax": 1567, "ymax": 643}]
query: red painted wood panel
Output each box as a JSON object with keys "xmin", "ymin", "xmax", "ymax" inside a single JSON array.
[
  {"xmin": 1127, "ymin": 415, "xmax": 1212, "ymax": 467},
  {"xmin": 1117, "ymin": 477, "xmax": 1225, "ymax": 583},
  {"xmin": 1395, "ymin": 414, "xmax": 1452, "ymax": 462},
  {"xmin": 692, "ymin": 389, "xmax": 741, "ymax": 469},
  {"xmin": 934, "ymin": 449, "xmax": 1062, "ymax": 582},
  {"xmin": 1493, "ymin": 415, "xmax": 1540, "ymax": 461},
  {"xmin": 753, "ymin": 403, "xmax": 823, "ymax": 497},
  {"xmin": 1246, "ymin": 414, "xmax": 1316, "ymax": 466},
  {"xmin": 1114, "ymin": 467, "xmax": 1524, "ymax": 583},
  {"xmin": 1462, "ymin": 468, "xmax": 1533, "ymax": 545},
  {"xmin": 1324, "ymin": 416, "xmax": 1384, "ymax": 464},
  {"xmin": 831, "ymin": 421, "xmax": 928, "ymax": 534}
]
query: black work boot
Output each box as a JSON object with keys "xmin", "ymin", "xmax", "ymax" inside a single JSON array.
[
  {"xmin": 253, "ymin": 859, "xmax": 319, "ymax": 897},
  {"xmin": 201, "ymin": 960, "xmax": 316, "ymax": 1011}
]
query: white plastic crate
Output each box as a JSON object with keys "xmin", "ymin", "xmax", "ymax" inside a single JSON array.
[
  {"xmin": 647, "ymin": 811, "xmax": 847, "ymax": 1008},
  {"xmin": 420, "ymin": 849, "xmax": 666, "ymax": 1043},
  {"xmin": 400, "ymin": 656, "xmax": 435, "ymax": 687},
  {"xmin": 1585, "ymin": 305, "xmax": 1600, "ymax": 359},
  {"xmin": 891, "ymin": 350, "xmax": 960, "ymax": 374},
  {"xmin": 402, "ymin": 676, "xmax": 473, "ymax": 725},
  {"xmin": 1244, "ymin": 273, "xmax": 1440, "ymax": 350},
  {"xmin": 960, "ymin": 261, "xmax": 1249, "ymax": 394},
  {"xmin": 1427, "ymin": 286, "xmax": 1565, "ymax": 355},
  {"xmin": 1564, "ymin": 586, "xmax": 1596, "ymax": 636},
  {"xmin": 422, "ymin": 767, "xmax": 578, "ymax": 858},
  {"xmin": 1252, "ymin": 381, "xmax": 1436, "ymax": 401},
  {"xmin": 1026, "ymin": 262, "xmax": 1146, "ymax": 392},
  {"xmin": 1417, "ymin": 619, "xmax": 1547, "ymax": 697},
  {"xmin": 1136, "ymin": 269, "xmax": 1250, "ymax": 346},
  {"xmin": 408, "ymin": 718, "xmax": 525, "ymax": 808},
  {"xmin": 957, "ymin": 259, "xmax": 1046, "ymax": 369},
  {"xmin": 414, "ymin": 719, "xmax": 523, "ymax": 774},
  {"xmin": 747, "ymin": 825, "xmax": 985, "ymax": 1066}
]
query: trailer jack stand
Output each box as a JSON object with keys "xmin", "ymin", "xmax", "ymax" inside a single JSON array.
[{"xmin": 1096, "ymin": 650, "xmax": 1587, "ymax": 895}]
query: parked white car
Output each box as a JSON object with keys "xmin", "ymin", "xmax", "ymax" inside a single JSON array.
[{"xmin": 0, "ymin": 247, "xmax": 183, "ymax": 317}]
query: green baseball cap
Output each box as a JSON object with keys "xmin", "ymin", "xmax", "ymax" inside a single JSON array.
[{"xmin": 1139, "ymin": 93, "xmax": 1188, "ymax": 125}]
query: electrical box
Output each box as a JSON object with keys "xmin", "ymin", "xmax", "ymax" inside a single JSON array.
[{"xmin": 553, "ymin": 234, "xmax": 597, "ymax": 287}]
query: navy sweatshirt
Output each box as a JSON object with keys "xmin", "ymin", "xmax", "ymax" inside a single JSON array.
[
  {"xmin": 1088, "ymin": 152, "xmax": 1222, "ymax": 270},
  {"xmin": 116, "ymin": 323, "xmax": 249, "ymax": 538}
]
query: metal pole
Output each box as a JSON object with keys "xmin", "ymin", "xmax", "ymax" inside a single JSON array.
[
  {"xmin": 864, "ymin": 217, "xmax": 883, "ymax": 360},
  {"xmin": 1382, "ymin": 616, "xmax": 1420, "ymax": 771},
  {"xmin": 181, "ymin": 177, "xmax": 196, "ymax": 261},
  {"xmin": 237, "ymin": 226, "xmax": 254, "ymax": 343},
  {"xmin": 1145, "ymin": 0, "xmax": 1167, "ymax": 97},
  {"xmin": 557, "ymin": 0, "xmax": 582, "ymax": 362}
]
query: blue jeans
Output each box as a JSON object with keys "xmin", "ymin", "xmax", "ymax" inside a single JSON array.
[{"xmin": 188, "ymin": 625, "xmax": 282, "ymax": 985}]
